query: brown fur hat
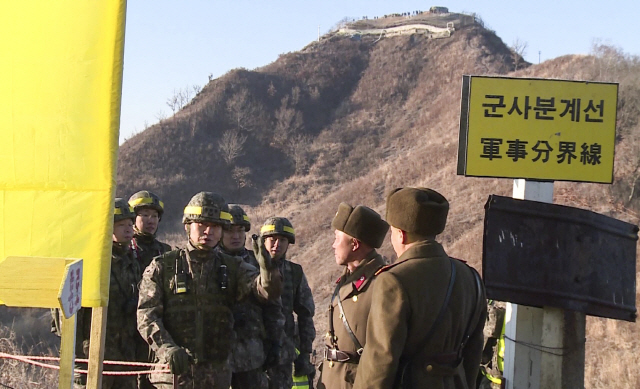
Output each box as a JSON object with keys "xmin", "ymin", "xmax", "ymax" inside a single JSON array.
[
  {"xmin": 385, "ymin": 187, "xmax": 449, "ymax": 236},
  {"xmin": 331, "ymin": 203, "xmax": 389, "ymax": 248}
]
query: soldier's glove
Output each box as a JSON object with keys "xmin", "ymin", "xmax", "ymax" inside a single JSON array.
[
  {"xmin": 166, "ymin": 346, "xmax": 190, "ymax": 375},
  {"xmin": 252, "ymin": 234, "xmax": 274, "ymax": 270},
  {"xmin": 294, "ymin": 353, "xmax": 316, "ymax": 377}
]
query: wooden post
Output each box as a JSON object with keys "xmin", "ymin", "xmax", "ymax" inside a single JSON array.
[
  {"xmin": 504, "ymin": 179, "xmax": 586, "ymax": 388},
  {"xmin": 86, "ymin": 307, "xmax": 108, "ymax": 389},
  {"xmin": 58, "ymin": 313, "xmax": 77, "ymax": 389}
]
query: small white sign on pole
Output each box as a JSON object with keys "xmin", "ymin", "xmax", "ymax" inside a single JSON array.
[{"xmin": 58, "ymin": 259, "xmax": 83, "ymax": 319}]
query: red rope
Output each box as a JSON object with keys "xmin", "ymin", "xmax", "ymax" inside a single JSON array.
[{"xmin": 0, "ymin": 352, "xmax": 170, "ymax": 376}]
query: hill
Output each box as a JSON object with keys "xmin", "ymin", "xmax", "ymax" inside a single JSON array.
[
  {"xmin": 2, "ymin": 11, "xmax": 639, "ymax": 388},
  {"xmin": 116, "ymin": 16, "xmax": 640, "ymax": 387}
]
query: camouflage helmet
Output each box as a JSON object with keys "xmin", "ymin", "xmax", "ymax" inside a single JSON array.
[
  {"xmin": 114, "ymin": 197, "xmax": 136, "ymax": 223},
  {"xmin": 182, "ymin": 191, "xmax": 232, "ymax": 225},
  {"xmin": 128, "ymin": 190, "xmax": 165, "ymax": 219},
  {"xmin": 260, "ymin": 216, "xmax": 295, "ymax": 244},
  {"xmin": 228, "ymin": 204, "xmax": 251, "ymax": 232}
]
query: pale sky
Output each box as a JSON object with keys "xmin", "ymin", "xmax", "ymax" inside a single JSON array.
[{"xmin": 119, "ymin": 0, "xmax": 639, "ymax": 144}]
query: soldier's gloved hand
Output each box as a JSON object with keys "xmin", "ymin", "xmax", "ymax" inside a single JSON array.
[
  {"xmin": 166, "ymin": 346, "xmax": 190, "ymax": 375},
  {"xmin": 294, "ymin": 353, "xmax": 316, "ymax": 377},
  {"xmin": 252, "ymin": 234, "xmax": 274, "ymax": 270}
]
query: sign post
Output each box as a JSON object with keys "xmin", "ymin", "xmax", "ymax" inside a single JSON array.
[
  {"xmin": 0, "ymin": 256, "xmax": 82, "ymax": 389},
  {"xmin": 458, "ymin": 75, "xmax": 619, "ymax": 388}
]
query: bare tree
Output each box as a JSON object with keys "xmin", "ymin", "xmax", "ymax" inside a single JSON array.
[
  {"xmin": 267, "ymin": 81, "xmax": 277, "ymax": 97},
  {"xmin": 286, "ymin": 134, "xmax": 311, "ymax": 174},
  {"xmin": 510, "ymin": 38, "xmax": 528, "ymax": 70},
  {"xmin": 274, "ymin": 95, "xmax": 303, "ymax": 146},
  {"xmin": 155, "ymin": 110, "xmax": 167, "ymax": 122},
  {"xmin": 166, "ymin": 86, "xmax": 195, "ymax": 114},
  {"xmin": 218, "ymin": 129, "xmax": 247, "ymax": 165}
]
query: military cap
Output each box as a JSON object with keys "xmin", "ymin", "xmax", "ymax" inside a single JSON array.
[
  {"xmin": 182, "ymin": 191, "xmax": 232, "ymax": 225},
  {"xmin": 129, "ymin": 190, "xmax": 165, "ymax": 218},
  {"xmin": 228, "ymin": 204, "xmax": 251, "ymax": 231},
  {"xmin": 331, "ymin": 203, "xmax": 389, "ymax": 248},
  {"xmin": 260, "ymin": 216, "xmax": 295, "ymax": 244},
  {"xmin": 385, "ymin": 187, "xmax": 449, "ymax": 236},
  {"xmin": 114, "ymin": 197, "xmax": 136, "ymax": 223}
]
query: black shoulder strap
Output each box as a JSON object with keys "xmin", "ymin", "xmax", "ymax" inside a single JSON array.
[
  {"xmin": 332, "ymin": 282, "xmax": 364, "ymax": 353},
  {"xmin": 457, "ymin": 265, "xmax": 485, "ymax": 358},
  {"xmin": 420, "ymin": 257, "xmax": 457, "ymax": 350},
  {"xmin": 398, "ymin": 257, "xmax": 456, "ymax": 388}
]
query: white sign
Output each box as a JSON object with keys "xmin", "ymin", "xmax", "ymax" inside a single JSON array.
[{"xmin": 58, "ymin": 259, "xmax": 83, "ymax": 319}]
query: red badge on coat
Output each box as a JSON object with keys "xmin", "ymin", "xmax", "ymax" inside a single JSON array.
[{"xmin": 354, "ymin": 275, "xmax": 366, "ymax": 290}]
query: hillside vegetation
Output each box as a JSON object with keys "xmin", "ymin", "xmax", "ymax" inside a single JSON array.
[{"xmin": 2, "ymin": 13, "xmax": 639, "ymax": 388}]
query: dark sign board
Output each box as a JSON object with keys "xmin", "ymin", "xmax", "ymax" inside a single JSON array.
[{"xmin": 483, "ymin": 195, "xmax": 638, "ymax": 322}]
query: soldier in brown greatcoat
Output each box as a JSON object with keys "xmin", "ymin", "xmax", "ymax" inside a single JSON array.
[
  {"xmin": 353, "ymin": 187, "xmax": 487, "ymax": 389},
  {"xmin": 317, "ymin": 203, "xmax": 389, "ymax": 389}
]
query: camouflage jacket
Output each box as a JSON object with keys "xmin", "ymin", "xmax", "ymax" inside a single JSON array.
[
  {"xmin": 277, "ymin": 256, "xmax": 315, "ymax": 363},
  {"xmin": 479, "ymin": 300, "xmax": 505, "ymax": 384},
  {"xmin": 217, "ymin": 247, "xmax": 286, "ymax": 372},
  {"xmin": 137, "ymin": 242, "xmax": 282, "ymax": 366},
  {"xmin": 76, "ymin": 243, "xmax": 143, "ymax": 362},
  {"xmin": 131, "ymin": 232, "xmax": 171, "ymax": 272}
]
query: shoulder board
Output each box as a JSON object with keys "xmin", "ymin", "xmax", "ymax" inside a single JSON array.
[
  {"xmin": 335, "ymin": 276, "xmax": 342, "ymax": 284},
  {"xmin": 374, "ymin": 261, "xmax": 404, "ymax": 276},
  {"xmin": 450, "ymin": 256, "xmax": 467, "ymax": 264}
]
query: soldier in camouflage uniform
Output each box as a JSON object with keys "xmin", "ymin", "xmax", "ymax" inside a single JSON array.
[
  {"xmin": 128, "ymin": 190, "xmax": 171, "ymax": 389},
  {"xmin": 137, "ymin": 192, "xmax": 282, "ymax": 389},
  {"xmin": 317, "ymin": 203, "xmax": 389, "ymax": 389},
  {"xmin": 259, "ymin": 217, "xmax": 316, "ymax": 389},
  {"xmin": 477, "ymin": 300, "xmax": 506, "ymax": 389},
  {"xmin": 216, "ymin": 205, "xmax": 286, "ymax": 389},
  {"xmin": 129, "ymin": 190, "xmax": 172, "ymax": 271},
  {"xmin": 74, "ymin": 198, "xmax": 142, "ymax": 388}
]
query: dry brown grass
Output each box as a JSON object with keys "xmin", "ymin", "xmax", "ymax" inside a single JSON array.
[{"xmin": 0, "ymin": 325, "xmax": 57, "ymax": 388}]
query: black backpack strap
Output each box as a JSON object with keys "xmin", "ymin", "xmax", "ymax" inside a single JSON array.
[
  {"xmin": 398, "ymin": 257, "xmax": 456, "ymax": 388},
  {"xmin": 457, "ymin": 266, "xmax": 485, "ymax": 360}
]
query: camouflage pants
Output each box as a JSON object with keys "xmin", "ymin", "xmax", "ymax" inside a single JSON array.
[
  {"xmin": 232, "ymin": 367, "xmax": 269, "ymax": 389},
  {"xmin": 267, "ymin": 363, "xmax": 293, "ymax": 389},
  {"xmin": 150, "ymin": 362, "xmax": 232, "ymax": 389}
]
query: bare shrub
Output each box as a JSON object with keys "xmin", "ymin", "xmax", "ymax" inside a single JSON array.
[
  {"xmin": 510, "ymin": 38, "xmax": 528, "ymax": 70},
  {"xmin": 232, "ymin": 166, "xmax": 252, "ymax": 188},
  {"xmin": 218, "ymin": 129, "xmax": 247, "ymax": 165},
  {"xmin": 274, "ymin": 94, "xmax": 303, "ymax": 146},
  {"xmin": 0, "ymin": 325, "xmax": 57, "ymax": 388}
]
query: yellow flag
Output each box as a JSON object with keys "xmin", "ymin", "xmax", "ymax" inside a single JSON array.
[{"xmin": 0, "ymin": 1, "xmax": 126, "ymax": 306}]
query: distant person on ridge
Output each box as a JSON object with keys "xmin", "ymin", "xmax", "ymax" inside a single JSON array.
[
  {"xmin": 353, "ymin": 187, "xmax": 487, "ymax": 389},
  {"xmin": 259, "ymin": 217, "xmax": 316, "ymax": 389},
  {"xmin": 137, "ymin": 192, "xmax": 282, "ymax": 389},
  {"xmin": 317, "ymin": 203, "xmax": 389, "ymax": 389},
  {"xmin": 216, "ymin": 204, "xmax": 285, "ymax": 389}
]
